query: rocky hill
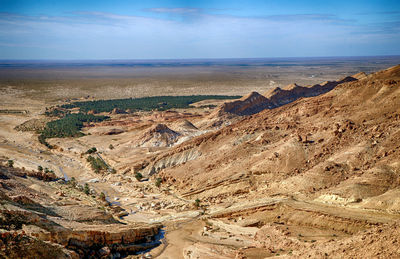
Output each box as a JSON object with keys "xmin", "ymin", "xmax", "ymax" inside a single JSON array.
[
  {"xmin": 137, "ymin": 64, "xmax": 400, "ymax": 257},
  {"xmin": 216, "ymin": 74, "xmax": 360, "ymax": 117},
  {"xmin": 217, "ymin": 91, "xmax": 272, "ymax": 116},
  {"xmin": 155, "ymin": 65, "xmax": 400, "ymax": 196},
  {"xmin": 137, "ymin": 123, "xmax": 181, "ymax": 147}
]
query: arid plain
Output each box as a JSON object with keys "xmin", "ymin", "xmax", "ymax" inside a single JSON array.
[{"xmin": 1, "ymin": 57, "xmax": 400, "ymax": 258}]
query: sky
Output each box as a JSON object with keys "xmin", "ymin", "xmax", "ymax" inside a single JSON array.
[{"xmin": 0, "ymin": 0, "xmax": 399, "ymax": 59}]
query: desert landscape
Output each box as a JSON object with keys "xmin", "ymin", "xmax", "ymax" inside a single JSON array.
[
  {"xmin": 1, "ymin": 57, "xmax": 400, "ymax": 258},
  {"xmin": 1, "ymin": 0, "xmax": 400, "ymax": 257}
]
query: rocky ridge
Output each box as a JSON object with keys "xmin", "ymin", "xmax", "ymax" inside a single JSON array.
[
  {"xmin": 138, "ymin": 65, "xmax": 400, "ymax": 257},
  {"xmin": 217, "ymin": 74, "xmax": 359, "ymax": 116},
  {"xmin": 0, "ymin": 163, "xmax": 161, "ymax": 258}
]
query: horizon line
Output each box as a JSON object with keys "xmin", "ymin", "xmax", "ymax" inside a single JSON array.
[{"xmin": 1, "ymin": 55, "xmax": 400, "ymax": 62}]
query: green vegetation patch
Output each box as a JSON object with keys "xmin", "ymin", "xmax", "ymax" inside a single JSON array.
[
  {"xmin": 87, "ymin": 155, "xmax": 108, "ymax": 173},
  {"xmin": 38, "ymin": 113, "xmax": 109, "ymax": 147},
  {"xmin": 62, "ymin": 95, "xmax": 241, "ymax": 113},
  {"xmin": 44, "ymin": 108, "xmax": 68, "ymax": 117},
  {"xmin": 40, "ymin": 113, "xmax": 109, "ymax": 139}
]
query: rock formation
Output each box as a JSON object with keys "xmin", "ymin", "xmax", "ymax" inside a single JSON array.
[
  {"xmin": 0, "ymin": 164, "xmax": 161, "ymax": 258},
  {"xmin": 138, "ymin": 123, "xmax": 181, "ymax": 147},
  {"xmin": 216, "ymin": 75, "xmax": 358, "ymax": 117}
]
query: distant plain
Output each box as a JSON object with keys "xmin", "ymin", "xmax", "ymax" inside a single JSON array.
[{"xmin": 1, "ymin": 56, "xmax": 400, "ymax": 101}]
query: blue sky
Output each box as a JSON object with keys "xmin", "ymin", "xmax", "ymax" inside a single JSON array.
[{"xmin": 0, "ymin": 0, "xmax": 399, "ymax": 59}]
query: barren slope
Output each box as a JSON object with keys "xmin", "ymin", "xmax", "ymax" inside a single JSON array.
[
  {"xmin": 154, "ymin": 65, "xmax": 399, "ymax": 202},
  {"xmin": 141, "ymin": 65, "xmax": 400, "ymax": 257}
]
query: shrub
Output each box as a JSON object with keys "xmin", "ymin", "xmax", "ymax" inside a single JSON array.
[
  {"xmin": 37, "ymin": 165, "xmax": 43, "ymax": 172},
  {"xmin": 38, "ymin": 133, "xmax": 53, "ymax": 149},
  {"xmin": 69, "ymin": 177, "xmax": 77, "ymax": 187},
  {"xmin": 155, "ymin": 178, "xmax": 162, "ymax": 188},
  {"xmin": 135, "ymin": 172, "xmax": 143, "ymax": 181},
  {"xmin": 26, "ymin": 170, "xmax": 57, "ymax": 181},
  {"xmin": 99, "ymin": 192, "xmax": 106, "ymax": 201},
  {"xmin": 83, "ymin": 183, "xmax": 90, "ymax": 195},
  {"xmin": 86, "ymin": 147, "xmax": 97, "ymax": 154},
  {"xmin": 7, "ymin": 160, "xmax": 14, "ymax": 168},
  {"xmin": 109, "ymin": 144, "xmax": 114, "ymax": 150},
  {"xmin": 194, "ymin": 198, "xmax": 201, "ymax": 208}
]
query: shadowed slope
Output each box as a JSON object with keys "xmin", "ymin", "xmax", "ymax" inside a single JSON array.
[{"xmin": 216, "ymin": 74, "xmax": 359, "ymax": 116}]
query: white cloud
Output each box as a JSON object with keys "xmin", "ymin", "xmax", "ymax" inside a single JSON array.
[{"xmin": 0, "ymin": 11, "xmax": 399, "ymax": 59}]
